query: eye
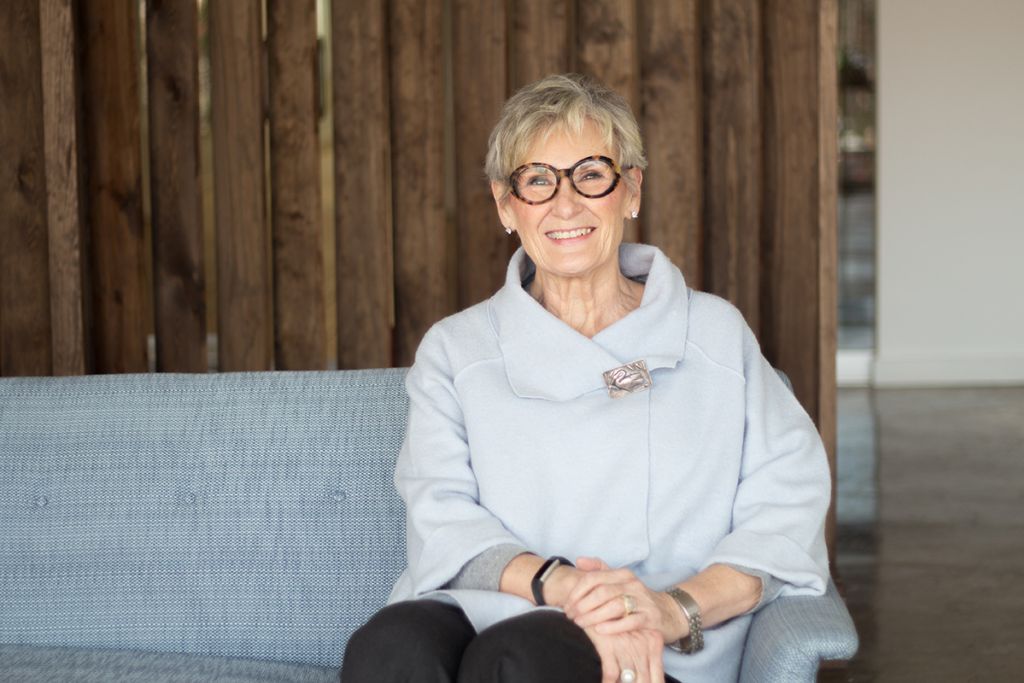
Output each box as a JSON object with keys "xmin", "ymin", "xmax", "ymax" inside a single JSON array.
[{"xmin": 519, "ymin": 167, "xmax": 555, "ymax": 186}]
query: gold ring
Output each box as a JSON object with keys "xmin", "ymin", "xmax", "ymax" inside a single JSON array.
[{"xmin": 622, "ymin": 594, "xmax": 637, "ymax": 616}]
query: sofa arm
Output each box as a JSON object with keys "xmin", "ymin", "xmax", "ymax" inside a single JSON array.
[{"xmin": 739, "ymin": 579, "xmax": 858, "ymax": 683}]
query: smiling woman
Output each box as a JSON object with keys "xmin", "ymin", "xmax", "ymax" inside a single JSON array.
[
  {"xmin": 340, "ymin": 73, "xmax": 831, "ymax": 683},
  {"xmin": 492, "ymin": 121, "xmax": 643, "ymax": 333}
]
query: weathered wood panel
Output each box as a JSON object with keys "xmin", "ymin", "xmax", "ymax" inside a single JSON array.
[
  {"xmin": 209, "ymin": 0, "xmax": 272, "ymax": 371},
  {"xmin": 703, "ymin": 0, "xmax": 762, "ymax": 329},
  {"xmin": 146, "ymin": 0, "xmax": 206, "ymax": 372},
  {"xmin": 332, "ymin": 0, "xmax": 393, "ymax": 369},
  {"xmin": 80, "ymin": 0, "xmax": 148, "ymax": 373},
  {"xmin": 763, "ymin": 0, "xmax": 824, "ymax": 417},
  {"xmin": 390, "ymin": 0, "xmax": 449, "ymax": 367},
  {"xmin": 640, "ymin": 0, "xmax": 702, "ymax": 286},
  {"xmin": 763, "ymin": 0, "xmax": 839, "ymax": 567},
  {"xmin": 577, "ymin": 0, "xmax": 641, "ymax": 244},
  {"xmin": 41, "ymin": 0, "xmax": 88, "ymax": 376},
  {"xmin": 818, "ymin": 0, "xmax": 840, "ymax": 569},
  {"xmin": 268, "ymin": 0, "xmax": 326, "ymax": 370},
  {"xmin": 577, "ymin": 0, "xmax": 640, "ymax": 110},
  {"xmin": 511, "ymin": 0, "xmax": 572, "ymax": 89},
  {"xmin": 0, "ymin": 0, "xmax": 52, "ymax": 376},
  {"xmin": 452, "ymin": 0, "xmax": 510, "ymax": 308}
]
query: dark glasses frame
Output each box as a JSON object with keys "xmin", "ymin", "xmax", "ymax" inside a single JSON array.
[{"xmin": 508, "ymin": 155, "xmax": 623, "ymax": 205}]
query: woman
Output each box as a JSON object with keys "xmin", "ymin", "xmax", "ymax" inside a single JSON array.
[{"xmin": 342, "ymin": 74, "xmax": 829, "ymax": 683}]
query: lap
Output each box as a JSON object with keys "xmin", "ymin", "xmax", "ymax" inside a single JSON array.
[{"xmin": 341, "ymin": 601, "xmax": 681, "ymax": 683}]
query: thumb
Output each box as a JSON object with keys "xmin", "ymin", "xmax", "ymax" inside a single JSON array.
[{"xmin": 576, "ymin": 556, "xmax": 612, "ymax": 571}]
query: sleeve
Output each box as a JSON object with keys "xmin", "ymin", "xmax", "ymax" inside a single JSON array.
[
  {"xmin": 701, "ymin": 323, "xmax": 831, "ymax": 599},
  {"xmin": 446, "ymin": 544, "xmax": 529, "ymax": 591},
  {"xmin": 723, "ymin": 563, "xmax": 786, "ymax": 612},
  {"xmin": 397, "ymin": 327, "xmax": 529, "ymax": 596}
]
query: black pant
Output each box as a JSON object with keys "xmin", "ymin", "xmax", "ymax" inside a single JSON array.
[{"xmin": 341, "ymin": 600, "xmax": 682, "ymax": 683}]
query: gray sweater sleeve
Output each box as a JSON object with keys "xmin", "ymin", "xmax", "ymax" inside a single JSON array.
[
  {"xmin": 445, "ymin": 551, "xmax": 784, "ymax": 610},
  {"xmin": 724, "ymin": 563, "xmax": 786, "ymax": 612},
  {"xmin": 445, "ymin": 544, "xmax": 529, "ymax": 591}
]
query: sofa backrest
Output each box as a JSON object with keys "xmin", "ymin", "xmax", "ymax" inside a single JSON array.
[{"xmin": 0, "ymin": 369, "xmax": 409, "ymax": 668}]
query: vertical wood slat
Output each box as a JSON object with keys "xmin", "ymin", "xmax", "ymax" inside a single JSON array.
[
  {"xmin": 390, "ymin": 0, "xmax": 448, "ymax": 367},
  {"xmin": 80, "ymin": 0, "xmax": 148, "ymax": 373},
  {"xmin": 762, "ymin": 0, "xmax": 838, "ymax": 561},
  {"xmin": 0, "ymin": 0, "xmax": 52, "ymax": 377},
  {"xmin": 762, "ymin": 0, "xmax": 824, "ymax": 415},
  {"xmin": 576, "ymin": 0, "xmax": 641, "ymax": 244},
  {"xmin": 333, "ymin": 0, "xmax": 393, "ymax": 369},
  {"xmin": 452, "ymin": 0, "xmax": 509, "ymax": 309},
  {"xmin": 267, "ymin": 0, "xmax": 325, "ymax": 370},
  {"xmin": 818, "ymin": 0, "xmax": 840, "ymax": 570},
  {"xmin": 703, "ymin": 0, "xmax": 762, "ymax": 328},
  {"xmin": 640, "ymin": 0, "xmax": 703, "ymax": 286},
  {"xmin": 511, "ymin": 0, "xmax": 572, "ymax": 89},
  {"xmin": 146, "ymin": 0, "xmax": 206, "ymax": 373},
  {"xmin": 209, "ymin": 0, "xmax": 272, "ymax": 371},
  {"xmin": 41, "ymin": 0, "xmax": 88, "ymax": 376}
]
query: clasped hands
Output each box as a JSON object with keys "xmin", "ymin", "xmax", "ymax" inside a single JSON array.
[{"xmin": 548, "ymin": 557, "xmax": 689, "ymax": 683}]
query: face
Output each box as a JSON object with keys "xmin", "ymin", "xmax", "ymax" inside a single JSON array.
[{"xmin": 492, "ymin": 122, "xmax": 642, "ymax": 283}]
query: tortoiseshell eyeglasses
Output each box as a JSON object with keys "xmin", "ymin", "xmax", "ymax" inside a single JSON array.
[{"xmin": 509, "ymin": 155, "xmax": 623, "ymax": 205}]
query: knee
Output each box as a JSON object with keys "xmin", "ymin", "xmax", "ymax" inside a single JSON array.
[
  {"xmin": 342, "ymin": 601, "xmax": 473, "ymax": 683},
  {"xmin": 459, "ymin": 611, "xmax": 601, "ymax": 683}
]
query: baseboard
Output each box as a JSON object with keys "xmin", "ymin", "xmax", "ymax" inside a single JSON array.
[
  {"xmin": 872, "ymin": 351, "xmax": 1024, "ymax": 387},
  {"xmin": 837, "ymin": 350, "xmax": 874, "ymax": 387}
]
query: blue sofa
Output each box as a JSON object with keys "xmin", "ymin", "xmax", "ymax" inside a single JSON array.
[{"xmin": 0, "ymin": 370, "xmax": 857, "ymax": 681}]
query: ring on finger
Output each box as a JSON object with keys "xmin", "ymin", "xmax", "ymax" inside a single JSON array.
[
  {"xmin": 619, "ymin": 668, "xmax": 637, "ymax": 683},
  {"xmin": 622, "ymin": 594, "xmax": 638, "ymax": 616}
]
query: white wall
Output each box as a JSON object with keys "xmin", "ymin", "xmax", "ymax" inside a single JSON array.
[{"xmin": 875, "ymin": 0, "xmax": 1024, "ymax": 386}]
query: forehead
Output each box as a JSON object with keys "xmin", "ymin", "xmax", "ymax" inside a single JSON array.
[{"xmin": 521, "ymin": 120, "xmax": 612, "ymax": 167}]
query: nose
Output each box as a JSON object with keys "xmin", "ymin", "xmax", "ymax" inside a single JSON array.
[{"xmin": 550, "ymin": 174, "xmax": 583, "ymax": 218}]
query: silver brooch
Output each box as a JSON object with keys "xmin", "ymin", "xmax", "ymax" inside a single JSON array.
[{"xmin": 602, "ymin": 360, "xmax": 653, "ymax": 399}]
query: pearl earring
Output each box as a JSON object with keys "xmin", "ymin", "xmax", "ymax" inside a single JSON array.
[
  {"xmin": 630, "ymin": 210, "xmax": 639, "ymax": 219},
  {"xmin": 504, "ymin": 226, "xmax": 513, "ymax": 235}
]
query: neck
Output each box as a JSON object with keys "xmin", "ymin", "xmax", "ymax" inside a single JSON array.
[{"xmin": 529, "ymin": 263, "xmax": 644, "ymax": 338}]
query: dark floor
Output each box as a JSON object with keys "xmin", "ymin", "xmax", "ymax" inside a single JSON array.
[{"xmin": 821, "ymin": 387, "xmax": 1024, "ymax": 682}]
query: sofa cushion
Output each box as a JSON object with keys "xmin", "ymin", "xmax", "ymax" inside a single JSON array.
[
  {"xmin": 0, "ymin": 644, "xmax": 337, "ymax": 682},
  {"xmin": 0, "ymin": 370, "xmax": 409, "ymax": 668}
]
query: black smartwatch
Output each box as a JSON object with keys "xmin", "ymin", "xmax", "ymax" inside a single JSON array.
[{"xmin": 530, "ymin": 556, "xmax": 573, "ymax": 606}]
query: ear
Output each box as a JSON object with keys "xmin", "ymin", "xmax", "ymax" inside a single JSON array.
[
  {"xmin": 491, "ymin": 181, "xmax": 516, "ymax": 231},
  {"xmin": 625, "ymin": 167, "xmax": 643, "ymax": 216}
]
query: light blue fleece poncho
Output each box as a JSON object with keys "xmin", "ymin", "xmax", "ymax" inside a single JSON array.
[{"xmin": 388, "ymin": 243, "xmax": 829, "ymax": 681}]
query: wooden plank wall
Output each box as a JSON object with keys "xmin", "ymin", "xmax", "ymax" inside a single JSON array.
[
  {"xmin": 1, "ymin": 0, "xmax": 53, "ymax": 376},
  {"xmin": 1, "ymin": 0, "xmax": 838, "ymax": 557}
]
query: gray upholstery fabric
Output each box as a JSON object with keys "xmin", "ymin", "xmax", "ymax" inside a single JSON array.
[
  {"xmin": 0, "ymin": 371, "xmax": 408, "ymax": 669},
  {"xmin": 0, "ymin": 369, "xmax": 857, "ymax": 682},
  {"xmin": 739, "ymin": 579, "xmax": 859, "ymax": 683},
  {"xmin": 0, "ymin": 644, "xmax": 337, "ymax": 682}
]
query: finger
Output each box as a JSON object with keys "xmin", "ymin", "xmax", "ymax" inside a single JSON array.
[
  {"xmin": 593, "ymin": 613, "xmax": 646, "ymax": 635},
  {"xmin": 574, "ymin": 595, "xmax": 636, "ymax": 629},
  {"xmin": 650, "ymin": 639, "xmax": 665, "ymax": 682},
  {"xmin": 568, "ymin": 582, "xmax": 630, "ymax": 620},
  {"xmin": 584, "ymin": 627, "xmax": 620, "ymax": 683},
  {"xmin": 599, "ymin": 650, "xmax": 619, "ymax": 683},
  {"xmin": 577, "ymin": 556, "xmax": 613, "ymax": 571},
  {"xmin": 565, "ymin": 572, "xmax": 634, "ymax": 613}
]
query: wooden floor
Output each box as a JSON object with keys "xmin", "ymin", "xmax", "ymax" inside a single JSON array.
[{"xmin": 821, "ymin": 387, "xmax": 1024, "ymax": 682}]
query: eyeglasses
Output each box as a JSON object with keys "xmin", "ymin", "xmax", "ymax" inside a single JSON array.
[{"xmin": 509, "ymin": 155, "xmax": 622, "ymax": 205}]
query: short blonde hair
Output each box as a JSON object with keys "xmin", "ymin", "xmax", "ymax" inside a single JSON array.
[{"xmin": 485, "ymin": 74, "xmax": 647, "ymax": 196}]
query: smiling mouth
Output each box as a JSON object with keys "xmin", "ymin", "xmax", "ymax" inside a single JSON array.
[{"xmin": 546, "ymin": 227, "xmax": 595, "ymax": 240}]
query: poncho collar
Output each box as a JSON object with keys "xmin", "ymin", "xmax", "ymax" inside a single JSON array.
[{"xmin": 488, "ymin": 243, "xmax": 690, "ymax": 401}]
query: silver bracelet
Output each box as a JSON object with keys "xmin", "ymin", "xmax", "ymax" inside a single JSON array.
[{"xmin": 664, "ymin": 587, "xmax": 704, "ymax": 654}]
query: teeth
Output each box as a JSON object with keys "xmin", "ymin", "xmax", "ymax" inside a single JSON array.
[{"xmin": 548, "ymin": 227, "xmax": 594, "ymax": 240}]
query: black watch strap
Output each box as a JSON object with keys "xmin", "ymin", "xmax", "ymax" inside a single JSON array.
[{"xmin": 530, "ymin": 556, "xmax": 573, "ymax": 606}]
